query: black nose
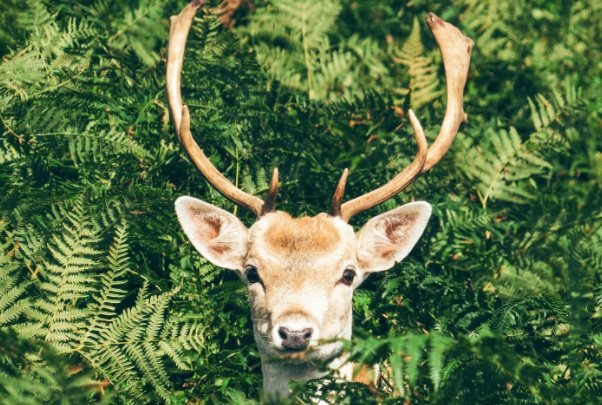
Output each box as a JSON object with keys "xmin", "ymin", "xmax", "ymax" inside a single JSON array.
[{"xmin": 278, "ymin": 327, "xmax": 313, "ymax": 351}]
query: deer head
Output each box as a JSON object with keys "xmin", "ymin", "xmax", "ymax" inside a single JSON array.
[{"xmin": 166, "ymin": 0, "xmax": 473, "ymax": 398}]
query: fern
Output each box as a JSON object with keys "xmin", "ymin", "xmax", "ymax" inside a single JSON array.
[
  {"xmin": 459, "ymin": 126, "xmax": 553, "ymax": 207},
  {"xmin": 528, "ymin": 81, "xmax": 582, "ymax": 139},
  {"xmin": 34, "ymin": 201, "xmax": 102, "ymax": 349},
  {"xmin": 242, "ymin": 0, "xmax": 342, "ymax": 99},
  {"xmin": 0, "ymin": 51, "xmax": 46, "ymax": 102},
  {"xmin": 0, "ymin": 227, "xmax": 29, "ymax": 328},
  {"xmin": 0, "ymin": 330, "xmax": 108, "ymax": 404},
  {"xmin": 274, "ymin": 0, "xmax": 341, "ymax": 49},
  {"xmin": 15, "ymin": 0, "xmax": 54, "ymax": 30},
  {"xmin": 240, "ymin": 0, "xmax": 395, "ymax": 101},
  {"xmin": 63, "ymin": 127, "xmax": 151, "ymax": 166},
  {"xmin": 0, "ymin": 269, "xmax": 29, "ymax": 328},
  {"xmin": 0, "ymin": 0, "xmax": 600, "ymax": 402},
  {"xmin": 429, "ymin": 333, "xmax": 453, "ymax": 391},
  {"xmin": 78, "ymin": 221, "xmax": 129, "ymax": 349},
  {"xmin": 105, "ymin": 3, "xmax": 166, "ymax": 67},
  {"xmin": 394, "ymin": 17, "xmax": 442, "ymax": 110},
  {"xmin": 461, "ymin": 0, "xmax": 516, "ymax": 60},
  {"xmin": 487, "ymin": 263, "xmax": 559, "ymax": 299},
  {"xmin": 0, "ymin": 201, "xmax": 203, "ymax": 403}
]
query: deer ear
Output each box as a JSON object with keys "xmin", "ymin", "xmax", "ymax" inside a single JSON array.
[
  {"xmin": 356, "ymin": 202, "xmax": 431, "ymax": 272},
  {"xmin": 175, "ymin": 196, "xmax": 249, "ymax": 271}
]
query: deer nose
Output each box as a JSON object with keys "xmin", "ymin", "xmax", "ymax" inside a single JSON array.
[{"xmin": 278, "ymin": 326, "xmax": 313, "ymax": 351}]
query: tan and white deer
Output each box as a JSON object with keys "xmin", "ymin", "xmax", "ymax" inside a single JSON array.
[{"xmin": 166, "ymin": 0, "xmax": 473, "ymax": 399}]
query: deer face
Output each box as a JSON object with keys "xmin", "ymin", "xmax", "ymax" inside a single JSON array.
[
  {"xmin": 176, "ymin": 197, "xmax": 431, "ymax": 362},
  {"xmin": 246, "ymin": 212, "xmax": 357, "ymax": 361}
]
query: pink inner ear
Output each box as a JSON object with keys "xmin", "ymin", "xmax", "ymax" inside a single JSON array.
[
  {"xmin": 385, "ymin": 214, "xmax": 417, "ymax": 244},
  {"xmin": 210, "ymin": 244, "xmax": 229, "ymax": 256},
  {"xmin": 192, "ymin": 213, "xmax": 229, "ymax": 257},
  {"xmin": 379, "ymin": 247, "xmax": 397, "ymax": 261},
  {"xmin": 197, "ymin": 213, "xmax": 220, "ymax": 239}
]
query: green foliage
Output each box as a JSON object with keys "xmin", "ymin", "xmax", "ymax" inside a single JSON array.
[
  {"xmin": 394, "ymin": 16, "xmax": 442, "ymax": 110},
  {"xmin": 1, "ymin": 199, "xmax": 201, "ymax": 403},
  {"xmin": 1, "ymin": 0, "xmax": 601, "ymax": 403},
  {"xmin": 240, "ymin": 0, "xmax": 394, "ymax": 101},
  {"xmin": 0, "ymin": 329, "xmax": 109, "ymax": 404}
]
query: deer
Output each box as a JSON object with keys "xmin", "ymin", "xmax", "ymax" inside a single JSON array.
[{"xmin": 166, "ymin": 0, "xmax": 473, "ymax": 399}]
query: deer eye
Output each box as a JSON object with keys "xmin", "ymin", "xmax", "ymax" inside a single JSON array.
[
  {"xmin": 340, "ymin": 268, "xmax": 356, "ymax": 286},
  {"xmin": 245, "ymin": 265, "xmax": 261, "ymax": 285}
]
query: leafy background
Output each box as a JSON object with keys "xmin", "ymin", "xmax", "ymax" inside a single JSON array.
[{"xmin": 0, "ymin": 0, "xmax": 600, "ymax": 403}]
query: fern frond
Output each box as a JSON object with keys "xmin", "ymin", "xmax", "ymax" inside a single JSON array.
[
  {"xmin": 394, "ymin": 17, "xmax": 442, "ymax": 109},
  {"xmin": 15, "ymin": 0, "xmax": 53, "ymax": 29},
  {"xmin": 241, "ymin": 0, "xmax": 391, "ymax": 100},
  {"xmin": 106, "ymin": 4, "xmax": 166, "ymax": 67},
  {"xmin": 79, "ymin": 221, "xmax": 129, "ymax": 349},
  {"xmin": 429, "ymin": 333, "xmax": 453, "ymax": 391},
  {"xmin": 459, "ymin": 127, "xmax": 552, "ymax": 207},
  {"xmin": 0, "ymin": 138, "xmax": 20, "ymax": 164},
  {"xmin": 29, "ymin": 201, "xmax": 101, "ymax": 346},
  {"xmin": 461, "ymin": 0, "xmax": 515, "ymax": 58},
  {"xmin": 528, "ymin": 82, "xmax": 582, "ymax": 139},
  {"xmin": 0, "ymin": 51, "xmax": 46, "ymax": 101},
  {"xmin": 273, "ymin": 0, "xmax": 342, "ymax": 49},
  {"xmin": 0, "ymin": 261, "xmax": 29, "ymax": 327},
  {"xmin": 84, "ymin": 288, "xmax": 194, "ymax": 403},
  {"xmin": 61, "ymin": 128, "xmax": 152, "ymax": 166}
]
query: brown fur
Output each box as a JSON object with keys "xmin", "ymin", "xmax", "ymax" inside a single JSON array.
[
  {"xmin": 352, "ymin": 362, "xmax": 392, "ymax": 399},
  {"xmin": 246, "ymin": 212, "xmax": 355, "ymax": 295},
  {"xmin": 352, "ymin": 363, "xmax": 376, "ymax": 385},
  {"xmin": 264, "ymin": 213, "xmax": 341, "ymax": 255}
]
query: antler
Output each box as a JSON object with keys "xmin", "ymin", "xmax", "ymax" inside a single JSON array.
[
  {"xmin": 332, "ymin": 13, "xmax": 474, "ymax": 222},
  {"xmin": 166, "ymin": 0, "xmax": 278, "ymax": 218}
]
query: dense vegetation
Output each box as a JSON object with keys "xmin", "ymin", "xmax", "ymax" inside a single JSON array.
[{"xmin": 0, "ymin": 0, "xmax": 600, "ymax": 403}]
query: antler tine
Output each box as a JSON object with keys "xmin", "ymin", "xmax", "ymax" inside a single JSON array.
[
  {"xmin": 178, "ymin": 105, "xmax": 265, "ymax": 216},
  {"xmin": 335, "ymin": 13, "xmax": 473, "ymax": 222},
  {"xmin": 166, "ymin": 0, "xmax": 203, "ymax": 134},
  {"xmin": 329, "ymin": 168, "xmax": 348, "ymax": 217},
  {"xmin": 422, "ymin": 13, "xmax": 474, "ymax": 172},
  {"xmin": 167, "ymin": 0, "xmax": 271, "ymax": 218},
  {"xmin": 338, "ymin": 111, "xmax": 428, "ymax": 221},
  {"xmin": 261, "ymin": 168, "xmax": 279, "ymax": 216}
]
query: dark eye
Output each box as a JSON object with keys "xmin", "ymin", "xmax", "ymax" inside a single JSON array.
[
  {"xmin": 340, "ymin": 269, "xmax": 356, "ymax": 286},
  {"xmin": 245, "ymin": 265, "xmax": 261, "ymax": 285}
]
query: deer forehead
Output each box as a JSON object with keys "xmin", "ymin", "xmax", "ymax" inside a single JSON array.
[{"xmin": 247, "ymin": 212, "xmax": 357, "ymax": 285}]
